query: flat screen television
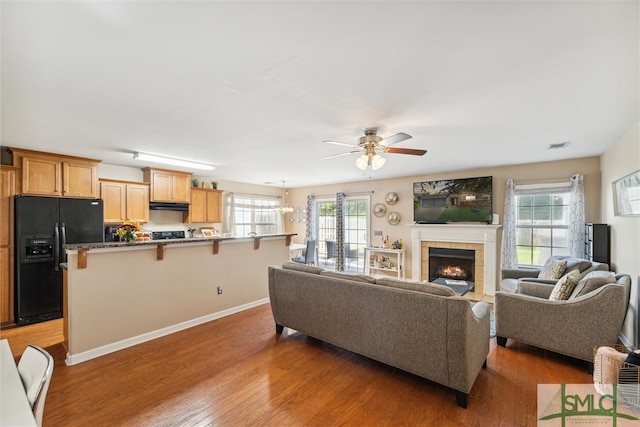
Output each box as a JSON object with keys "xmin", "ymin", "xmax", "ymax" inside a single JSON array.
[{"xmin": 413, "ymin": 176, "xmax": 493, "ymax": 224}]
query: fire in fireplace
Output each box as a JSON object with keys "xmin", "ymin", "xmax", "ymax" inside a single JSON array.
[{"xmin": 429, "ymin": 247, "xmax": 475, "ymax": 283}]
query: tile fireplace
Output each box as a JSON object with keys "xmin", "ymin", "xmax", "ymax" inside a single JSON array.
[{"xmin": 410, "ymin": 224, "xmax": 501, "ymax": 296}]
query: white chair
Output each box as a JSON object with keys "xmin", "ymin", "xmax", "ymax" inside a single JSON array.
[{"xmin": 18, "ymin": 345, "xmax": 54, "ymax": 427}]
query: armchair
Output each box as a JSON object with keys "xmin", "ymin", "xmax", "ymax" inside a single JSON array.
[
  {"xmin": 500, "ymin": 255, "xmax": 609, "ymax": 293},
  {"xmin": 495, "ymin": 274, "xmax": 631, "ymax": 365}
]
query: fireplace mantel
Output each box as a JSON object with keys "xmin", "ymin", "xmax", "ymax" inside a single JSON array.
[{"xmin": 409, "ymin": 224, "xmax": 501, "ymax": 296}]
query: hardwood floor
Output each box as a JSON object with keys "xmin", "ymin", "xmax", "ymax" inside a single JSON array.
[{"xmin": 1, "ymin": 304, "xmax": 593, "ymax": 426}]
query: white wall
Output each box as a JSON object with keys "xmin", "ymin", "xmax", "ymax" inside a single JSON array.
[
  {"xmin": 285, "ymin": 156, "xmax": 602, "ymax": 284},
  {"xmin": 600, "ymin": 122, "xmax": 640, "ymax": 348}
]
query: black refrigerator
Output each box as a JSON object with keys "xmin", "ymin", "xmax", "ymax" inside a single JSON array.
[{"xmin": 14, "ymin": 195, "xmax": 104, "ymax": 326}]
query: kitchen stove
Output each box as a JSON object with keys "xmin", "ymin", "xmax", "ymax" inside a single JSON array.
[{"xmin": 151, "ymin": 230, "xmax": 186, "ymax": 240}]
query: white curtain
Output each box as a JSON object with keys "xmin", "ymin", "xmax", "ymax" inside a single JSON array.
[
  {"xmin": 501, "ymin": 178, "xmax": 518, "ymax": 269},
  {"xmin": 568, "ymin": 173, "xmax": 586, "ymax": 258},
  {"xmin": 224, "ymin": 193, "xmax": 236, "ymax": 236},
  {"xmin": 306, "ymin": 195, "xmax": 315, "ymax": 239},
  {"xmin": 275, "ymin": 197, "xmax": 284, "ymax": 234},
  {"xmin": 335, "ymin": 192, "xmax": 345, "ymax": 271}
]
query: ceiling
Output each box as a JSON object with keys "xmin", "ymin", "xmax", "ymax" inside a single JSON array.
[{"xmin": 2, "ymin": 1, "xmax": 638, "ymax": 188}]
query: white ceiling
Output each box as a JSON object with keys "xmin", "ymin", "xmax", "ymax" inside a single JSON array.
[{"xmin": 2, "ymin": 1, "xmax": 638, "ymax": 188}]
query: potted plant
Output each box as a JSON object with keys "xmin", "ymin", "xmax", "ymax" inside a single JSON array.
[{"xmin": 191, "ymin": 178, "xmax": 199, "ymax": 188}]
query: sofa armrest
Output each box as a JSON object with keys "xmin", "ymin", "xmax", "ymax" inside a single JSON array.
[
  {"xmin": 516, "ymin": 281, "xmax": 555, "ymax": 298},
  {"xmin": 501, "ymin": 267, "xmax": 541, "ymax": 279}
]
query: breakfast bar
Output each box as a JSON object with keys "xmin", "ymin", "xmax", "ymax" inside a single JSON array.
[{"xmin": 62, "ymin": 234, "xmax": 295, "ymax": 365}]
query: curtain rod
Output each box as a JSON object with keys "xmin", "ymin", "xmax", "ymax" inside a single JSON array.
[
  {"xmin": 312, "ymin": 190, "xmax": 375, "ymax": 198},
  {"xmin": 228, "ymin": 192, "xmax": 280, "ymax": 200}
]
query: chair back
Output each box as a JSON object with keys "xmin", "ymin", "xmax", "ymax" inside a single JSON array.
[
  {"xmin": 305, "ymin": 239, "xmax": 316, "ymax": 264},
  {"xmin": 18, "ymin": 344, "xmax": 54, "ymax": 426},
  {"xmin": 326, "ymin": 241, "xmax": 336, "ymax": 259}
]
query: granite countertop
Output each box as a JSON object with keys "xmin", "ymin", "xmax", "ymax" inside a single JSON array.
[{"xmin": 64, "ymin": 233, "xmax": 297, "ymax": 251}]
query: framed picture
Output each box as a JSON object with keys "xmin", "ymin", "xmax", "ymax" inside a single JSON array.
[
  {"xmin": 202, "ymin": 228, "xmax": 216, "ymax": 238},
  {"xmin": 613, "ymin": 170, "xmax": 640, "ymax": 216}
]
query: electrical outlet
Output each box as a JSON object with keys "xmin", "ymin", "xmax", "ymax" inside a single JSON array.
[{"xmin": 217, "ymin": 285, "xmax": 223, "ymax": 295}]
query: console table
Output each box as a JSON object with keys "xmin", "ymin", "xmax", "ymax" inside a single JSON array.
[{"xmin": 364, "ymin": 247, "xmax": 405, "ymax": 279}]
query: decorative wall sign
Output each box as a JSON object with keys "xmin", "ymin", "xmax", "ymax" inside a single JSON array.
[
  {"xmin": 387, "ymin": 211, "xmax": 401, "ymax": 225},
  {"xmin": 385, "ymin": 192, "xmax": 399, "ymax": 205},
  {"xmin": 373, "ymin": 203, "xmax": 387, "ymax": 217}
]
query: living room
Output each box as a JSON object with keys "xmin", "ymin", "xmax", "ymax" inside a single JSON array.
[{"xmin": 1, "ymin": 1, "xmax": 639, "ymax": 425}]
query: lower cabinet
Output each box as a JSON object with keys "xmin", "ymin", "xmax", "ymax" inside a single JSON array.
[{"xmin": 0, "ymin": 247, "xmax": 11, "ymax": 324}]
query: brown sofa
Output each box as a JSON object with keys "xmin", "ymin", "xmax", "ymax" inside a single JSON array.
[{"xmin": 268, "ymin": 262, "xmax": 491, "ymax": 408}]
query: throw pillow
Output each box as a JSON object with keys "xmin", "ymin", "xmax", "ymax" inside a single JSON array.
[
  {"xmin": 569, "ymin": 271, "xmax": 617, "ymax": 299},
  {"xmin": 538, "ymin": 258, "xmax": 568, "ymax": 280},
  {"xmin": 549, "ymin": 270, "xmax": 580, "ymax": 300},
  {"xmin": 320, "ymin": 270, "xmax": 377, "ymax": 284},
  {"xmin": 376, "ymin": 278, "xmax": 455, "ymax": 297}
]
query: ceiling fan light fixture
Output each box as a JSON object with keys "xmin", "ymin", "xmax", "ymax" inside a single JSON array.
[
  {"xmin": 355, "ymin": 154, "xmax": 369, "ymax": 170},
  {"xmin": 371, "ymin": 154, "xmax": 386, "ymax": 170}
]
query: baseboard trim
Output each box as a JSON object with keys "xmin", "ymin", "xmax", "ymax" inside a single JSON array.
[{"xmin": 65, "ymin": 298, "xmax": 270, "ymax": 366}]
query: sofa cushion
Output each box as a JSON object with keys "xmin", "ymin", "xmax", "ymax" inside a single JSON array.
[
  {"xmin": 376, "ymin": 277, "xmax": 455, "ymax": 297},
  {"xmin": 569, "ymin": 271, "xmax": 617, "ymax": 299},
  {"xmin": 282, "ymin": 261, "xmax": 323, "ymax": 275},
  {"xmin": 549, "ymin": 270, "xmax": 581, "ymax": 300},
  {"xmin": 320, "ymin": 270, "xmax": 377, "ymax": 284},
  {"xmin": 538, "ymin": 258, "xmax": 568, "ymax": 279},
  {"xmin": 564, "ymin": 258, "xmax": 594, "ymax": 274}
]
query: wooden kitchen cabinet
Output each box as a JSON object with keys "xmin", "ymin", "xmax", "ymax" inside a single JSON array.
[
  {"xmin": 100, "ymin": 179, "xmax": 150, "ymax": 224},
  {"xmin": 184, "ymin": 188, "xmax": 222, "ymax": 223},
  {"xmin": 9, "ymin": 148, "xmax": 100, "ymax": 198},
  {"xmin": 142, "ymin": 167, "xmax": 191, "ymax": 203},
  {"xmin": 0, "ymin": 166, "xmax": 16, "ymax": 324}
]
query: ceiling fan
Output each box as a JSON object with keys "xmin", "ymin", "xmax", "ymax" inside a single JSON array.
[{"xmin": 322, "ymin": 128, "xmax": 427, "ymax": 170}]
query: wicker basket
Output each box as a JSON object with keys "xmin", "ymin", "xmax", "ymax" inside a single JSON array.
[{"xmin": 593, "ymin": 345, "xmax": 640, "ymax": 410}]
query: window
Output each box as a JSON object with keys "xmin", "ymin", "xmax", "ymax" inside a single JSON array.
[
  {"xmin": 516, "ymin": 191, "xmax": 570, "ymax": 266},
  {"xmin": 314, "ymin": 196, "xmax": 370, "ymax": 272},
  {"xmin": 232, "ymin": 195, "xmax": 281, "ymax": 236}
]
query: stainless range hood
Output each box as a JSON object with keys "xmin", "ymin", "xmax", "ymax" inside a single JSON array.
[{"xmin": 149, "ymin": 202, "xmax": 190, "ymax": 212}]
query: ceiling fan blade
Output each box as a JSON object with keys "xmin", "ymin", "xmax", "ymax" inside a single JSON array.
[
  {"xmin": 324, "ymin": 140, "xmax": 358, "ymax": 148},
  {"xmin": 322, "ymin": 150, "xmax": 360, "ymax": 160},
  {"xmin": 383, "ymin": 147, "xmax": 427, "ymax": 156},
  {"xmin": 380, "ymin": 132, "xmax": 412, "ymax": 146}
]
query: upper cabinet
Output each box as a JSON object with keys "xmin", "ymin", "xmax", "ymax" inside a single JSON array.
[
  {"xmin": 184, "ymin": 188, "xmax": 222, "ymax": 223},
  {"xmin": 0, "ymin": 167, "xmax": 16, "ymax": 247},
  {"xmin": 100, "ymin": 179, "xmax": 150, "ymax": 224},
  {"xmin": 142, "ymin": 167, "xmax": 191, "ymax": 203},
  {"xmin": 9, "ymin": 148, "xmax": 100, "ymax": 198}
]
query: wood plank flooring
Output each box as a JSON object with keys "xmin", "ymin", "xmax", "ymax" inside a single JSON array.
[{"xmin": 1, "ymin": 303, "xmax": 593, "ymax": 426}]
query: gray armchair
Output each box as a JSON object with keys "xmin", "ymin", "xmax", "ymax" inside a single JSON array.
[
  {"xmin": 500, "ymin": 255, "xmax": 609, "ymax": 293},
  {"xmin": 495, "ymin": 274, "xmax": 631, "ymax": 365}
]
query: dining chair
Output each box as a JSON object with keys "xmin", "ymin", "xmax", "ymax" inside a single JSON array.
[
  {"xmin": 18, "ymin": 344, "xmax": 54, "ymax": 427},
  {"xmin": 325, "ymin": 240, "xmax": 336, "ymax": 265},
  {"xmin": 293, "ymin": 239, "xmax": 316, "ymax": 265}
]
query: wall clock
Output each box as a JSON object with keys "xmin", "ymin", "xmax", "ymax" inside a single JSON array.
[
  {"xmin": 373, "ymin": 203, "xmax": 387, "ymax": 217},
  {"xmin": 385, "ymin": 192, "xmax": 399, "ymax": 205}
]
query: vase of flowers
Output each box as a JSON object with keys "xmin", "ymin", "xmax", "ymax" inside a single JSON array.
[{"xmin": 115, "ymin": 220, "xmax": 142, "ymax": 242}]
